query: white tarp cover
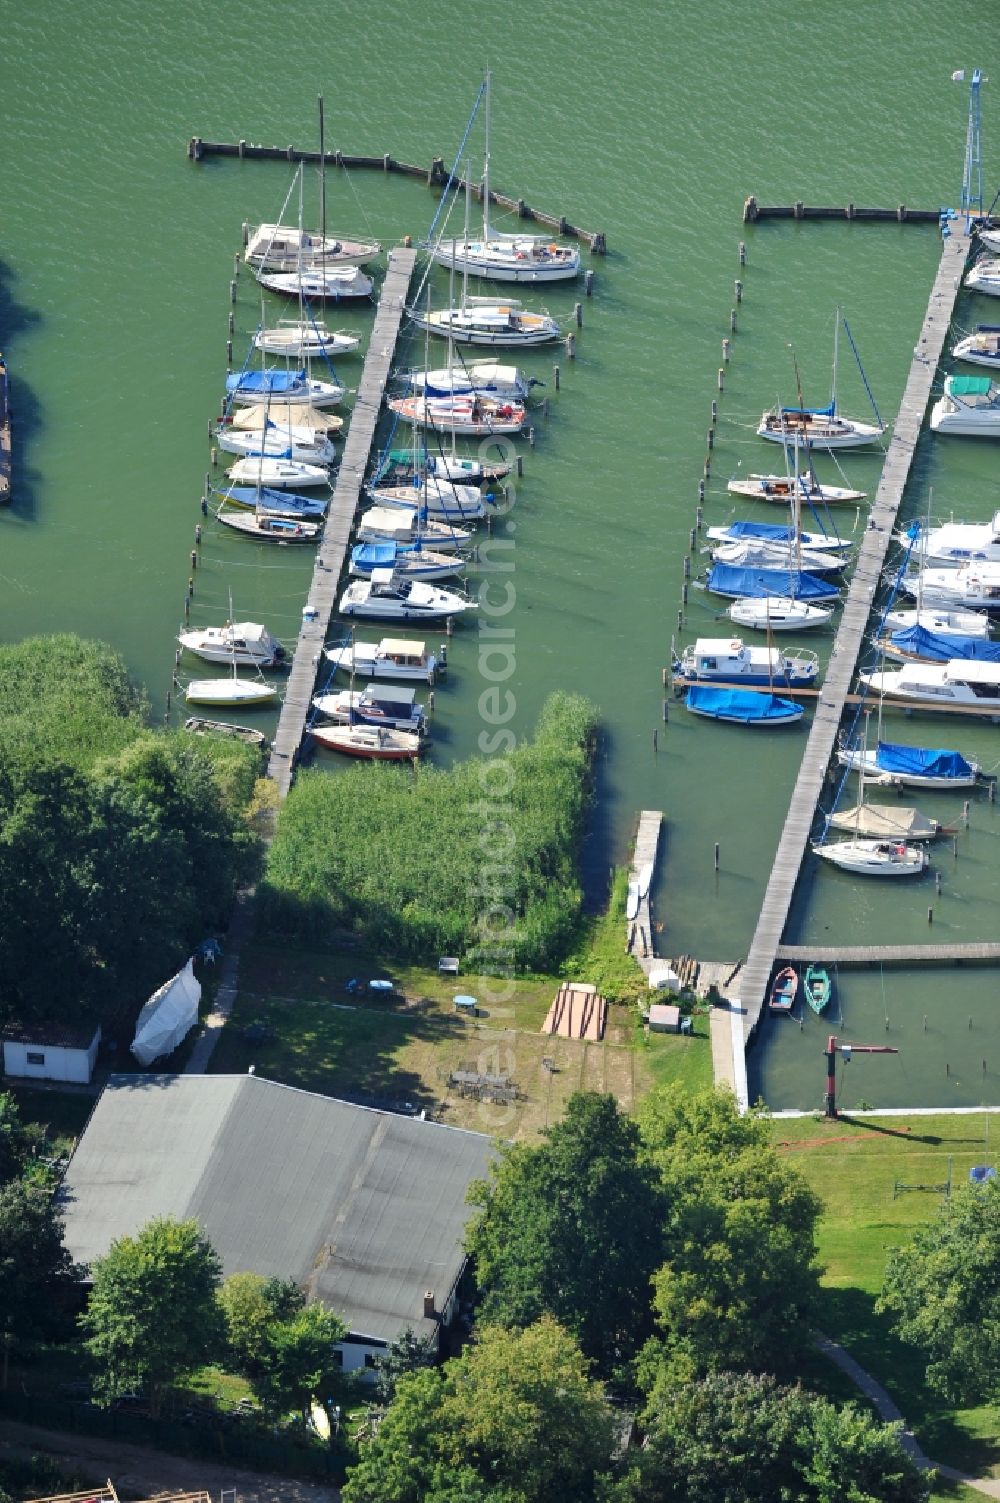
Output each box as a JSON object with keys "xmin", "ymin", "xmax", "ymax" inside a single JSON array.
[{"xmin": 131, "ymin": 958, "xmax": 201, "ymax": 1066}]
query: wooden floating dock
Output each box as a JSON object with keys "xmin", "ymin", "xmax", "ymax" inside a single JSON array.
[
  {"xmin": 266, "ymin": 245, "xmax": 417, "ymax": 797},
  {"xmin": 736, "ymin": 223, "xmax": 974, "ymax": 1045},
  {"xmin": 743, "ymin": 196, "xmax": 945, "ymax": 225},
  {"xmin": 626, "ymin": 810, "xmax": 663, "ymax": 969},
  {"xmin": 776, "ymin": 942, "xmax": 1000, "ymax": 965},
  {"xmin": 188, "ymin": 138, "xmax": 606, "ymax": 253}
]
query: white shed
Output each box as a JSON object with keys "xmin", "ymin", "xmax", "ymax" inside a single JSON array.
[
  {"xmin": 3, "ymin": 1023, "xmax": 101, "ymax": 1084},
  {"xmin": 648, "ymin": 1003, "xmax": 681, "ymax": 1034}
]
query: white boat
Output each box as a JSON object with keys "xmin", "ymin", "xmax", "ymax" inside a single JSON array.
[
  {"xmin": 860, "ymin": 659, "xmax": 1000, "ymax": 712},
  {"xmin": 178, "ymin": 620, "xmax": 285, "ymax": 668},
  {"xmin": 256, "ymin": 264, "xmax": 373, "ymax": 301},
  {"xmin": 758, "ymin": 405, "xmax": 885, "ymax": 449},
  {"xmin": 952, "ymin": 324, "xmax": 1000, "ymax": 368},
  {"xmin": 377, "ymin": 448, "xmax": 510, "ymax": 486},
  {"xmin": 710, "ymin": 539, "xmax": 846, "ymax": 574},
  {"xmin": 896, "ymin": 511, "xmax": 1000, "ymax": 566},
  {"xmin": 254, "ymin": 320, "xmax": 361, "ymax": 359},
  {"xmin": 727, "ymin": 595, "xmax": 834, "ymax": 632},
  {"xmin": 225, "ymin": 369, "xmax": 344, "ymax": 409},
  {"xmin": 217, "ymin": 506, "xmax": 322, "ymax": 543},
  {"xmin": 216, "ymin": 426, "xmax": 336, "ymax": 466},
  {"xmin": 812, "ymin": 837, "xmax": 928, "ymax": 876},
  {"xmin": 312, "ymin": 684, "xmax": 426, "ymax": 733},
  {"xmin": 184, "ymin": 674, "xmax": 277, "ymax": 708},
  {"xmin": 882, "ymin": 605, "xmax": 991, "ymax": 638},
  {"xmin": 356, "ymin": 505, "xmax": 473, "ymax": 553},
  {"xmin": 228, "ymin": 402, "xmax": 344, "ymax": 436},
  {"xmin": 310, "ymin": 722, "xmax": 423, "ymax": 760},
  {"xmin": 902, "ymin": 563, "xmax": 1000, "ymax": 611},
  {"xmin": 408, "ymin": 299, "xmax": 561, "ymax": 347},
  {"xmin": 367, "ymin": 480, "xmax": 489, "ymax": 521},
  {"xmin": 674, "ymin": 636, "xmax": 818, "ymax": 689},
  {"xmin": 387, "ymin": 393, "xmax": 526, "ymax": 437},
  {"xmin": 349, "ymin": 540, "xmax": 464, "ymax": 580},
  {"xmin": 706, "ymin": 521, "xmax": 853, "ymax": 553},
  {"xmin": 324, "ymin": 636, "xmax": 439, "ymax": 682},
  {"xmin": 964, "ymin": 257, "xmax": 1000, "ymax": 296},
  {"xmin": 727, "ymin": 473, "xmax": 866, "ymax": 505},
  {"xmin": 339, "ymin": 568, "xmax": 475, "ymax": 621},
  {"xmin": 402, "ymin": 362, "xmax": 531, "ymax": 401},
  {"xmin": 227, "ymin": 455, "xmax": 330, "ymax": 490},
  {"xmin": 828, "ymin": 803, "xmax": 940, "ymax": 840},
  {"xmin": 836, "ymin": 739, "xmax": 981, "ymax": 789},
  {"xmin": 245, "ymin": 223, "xmax": 379, "ymax": 272},
  {"xmin": 930, "ymin": 374, "xmax": 1000, "ymax": 434}
]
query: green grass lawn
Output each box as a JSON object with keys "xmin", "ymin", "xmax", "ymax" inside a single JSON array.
[
  {"xmin": 774, "ymin": 1112, "xmax": 1000, "ymax": 1481},
  {"xmin": 7, "ymin": 1084, "xmax": 97, "ymax": 1155}
]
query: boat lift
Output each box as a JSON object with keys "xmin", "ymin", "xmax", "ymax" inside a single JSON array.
[
  {"xmin": 823, "ymin": 1034, "xmax": 898, "ymax": 1118},
  {"xmin": 960, "ymin": 68, "xmax": 985, "ymax": 225}
]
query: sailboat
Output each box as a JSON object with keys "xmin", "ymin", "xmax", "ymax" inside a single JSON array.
[
  {"xmin": 814, "ymin": 721, "xmax": 929, "ymax": 875},
  {"xmin": 758, "ymin": 312, "xmax": 887, "ymax": 449},
  {"xmin": 184, "ymin": 658, "xmax": 278, "ymax": 708},
  {"xmin": 356, "ymin": 504, "xmax": 474, "ymax": 553},
  {"xmin": 429, "ymin": 73, "xmax": 581, "ymax": 284},
  {"xmin": 409, "ymin": 298, "xmax": 562, "ymax": 347}
]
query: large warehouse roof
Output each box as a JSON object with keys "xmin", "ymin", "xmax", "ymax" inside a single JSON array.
[{"xmin": 58, "ymin": 1074, "xmax": 494, "ymax": 1344}]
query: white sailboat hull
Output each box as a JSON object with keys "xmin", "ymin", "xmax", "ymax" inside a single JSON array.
[
  {"xmin": 430, "ymin": 240, "xmax": 581, "ymax": 283},
  {"xmin": 367, "ymin": 482, "xmax": 488, "ymax": 522},
  {"xmin": 903, "ymin": 566, "xmax": 1000, "ymax": 611},
  {"xmin": 727, "ymin": 596, "xmax": 834, "ymax": 632},
  {"xmin": 254, "ymin": 324, "xmax": 361, "ymax": 359},
  {"xmin": 727, "ymin": 475, "xmax": 866, "ymax": 505},
  {"xmin": 227, "ymin": 457, "xmax": 330, "ymax": 490},
  {"xmin": 408, "ymin": 304, "xmax": 561, "ymax": 346},
  {"xmin": 256, "ymin": 267, "xmax": 373, "ymax": 301},
  {"xmin": 245, "ymin": 223, "xmax": 379, "ymax": 271},
  {"xmin": 217, "ymin": 429, "xmax": 336, "ymax": 465},
  {"xmin": 882, "ymin": 606, "xmax": 991, "ymax": 638},
  {"xmin": 837, "ymin": 747, "xmax": 980, "ymax": 790},
  {"xmin": 185, "ymin": 678, "xmax": 277, "ymax": 708},
  {"xmin": 758, "ymin": 412, "xmax": 885, "ymax": 449}
]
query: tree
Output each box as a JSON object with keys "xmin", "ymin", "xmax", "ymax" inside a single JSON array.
[
  {"xmin": 82, "ymin": 1216, "xmax": 223, "ymax": 1416},
  {"xmin": 219, "ymin": 1272, "xmax": 303, "ymax": 1380},
  {"xmin": 637, "ymin": 1087, "xmax": 821, "ymax": 1379},
  {"xmin": 877, "ymin": 1178, "xmax": 1000, "ymax": 1404},
  {"xmin": 0, "ymin": 1093, "xmax": 29, "ymax": 1186},
  {"xmin": 0, "ymin": 1181, "xmax": 79, "ymax": 1347},
  {"xmin": 371, "ymin": 1326, "xmax": 436, "ymax": 1404},
  {"xmin": 343, "ymin": 1318, "xmax": 615, "ymax": 1503},
  {"xmin": 610, "ymin": 1371, "xmax": 928, "ymax": 1503},
  {"xmin": 466, "ymin": 1093, "xmax": 666, "ymax": 1378},
  {"xmin": 219, "ymin": 1272, "xmax": 347, "ymax": 1423}
]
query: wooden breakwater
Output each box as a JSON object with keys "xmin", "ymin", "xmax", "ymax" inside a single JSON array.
[
  {"xmin": 743, "ymin": 196, "xmax": 945, "ymax": 224},
  {"xmin": 187, "ymin": 138, "xmax": 607, "ymax": 253}
]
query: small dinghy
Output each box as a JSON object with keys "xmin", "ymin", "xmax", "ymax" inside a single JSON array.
[
  {"xmin": 727, "ymin": 596, "xmax": 834, "ymax": 632},
  {"xmin": 684, "ymin": 686, "xmax": 804, "ymax": 726},
  {"xmin": 184, "ymin": 716, "xmax": 267, "ymax": 747},
  {"xmin": 768, "ymin": 967, "xmax": 798, "ymax": 1013},
  {"xmin": 804, "ymin": 965, "xmax": 832, "ymax": 1014},
  {"xmin": 310, "ymin": 722, "xmax": 423, "ymax": 760},
  {"xmin": 339, "ymin": 568, "xmax": 475, "ymax": 621}
]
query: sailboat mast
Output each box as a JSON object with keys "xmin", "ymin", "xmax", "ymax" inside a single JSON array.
[
  {"xmin": 318, "ymin": 95, "xmax": 326, "ymax": 246},
  {"xmin": 831, "ymin": 306, "xmax": 840, "ymax": 415},
  {"xmin": 462, "ymin": 159, "xmax": 471, "ymax": 312},
  {"xmin": 482, "ymin": 67, "xmax": 491, "ymax": 239}
]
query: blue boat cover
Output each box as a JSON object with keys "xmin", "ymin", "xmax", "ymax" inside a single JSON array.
[
  {"xmin": 724, "ymin": 521, "xmax": 797, "ymax": 542},
  {"xmin": 707, "ymin": 564, "xmax": 840, "ymax": 601},
  {"xmin": 225, "ymin": 370, "xmax": 307, "ymax": 394},
  {"xmin": 875, "ymin": 740, "xmax": 974, "ymax": 779},
  {"xmin": 352, "ymin": 541, "xmax": 400, "ymax": 568},
  {"xmin": 780, "ymin": 401, "xmax": 835, "ymax": 417},
  {"xmin": 889, "ymin": 624, "xmax": 1000, "ymax": 663},
  {"xmin": 686, "ymin": 686, "xmax": 802, "ymax": 723},
  {"xmin": 216, "ymin": 487, "xmax": 326, "ymax": 517}
]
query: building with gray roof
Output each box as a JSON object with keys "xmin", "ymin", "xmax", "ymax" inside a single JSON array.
[{"xmin": 58, "ymin": 1074, "xmax": 494, "ymax": 1372}]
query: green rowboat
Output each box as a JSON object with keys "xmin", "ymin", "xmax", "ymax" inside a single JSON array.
[{"xmin": 804, "ymin": 964, "xmax": 832, "ymax": 1015}]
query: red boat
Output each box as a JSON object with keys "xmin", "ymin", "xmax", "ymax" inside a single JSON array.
[
  {"xmin": 310, "ymin": 722, "xmax": 422, "ymax": 761},
  {"xmin": 768, "ymin": 966, "xmax": 798, "ymax": 1014}
]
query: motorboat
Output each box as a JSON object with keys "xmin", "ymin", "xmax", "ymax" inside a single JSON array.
[
  {"xmin": 401, "ymin": 362, "xmax": 532, "ymax": 401},
  {"xmin": 896, "ymin": 511, "xmax": 1000, "ymax": 565},
  {"xmin": 387, "ymin": 393, "xmax": 526, "ymax": 436},
  {"xmin": 408, "ymin": 299, "xmax": 562, "ymax": 346},
  {"xmin": 704, "ymin": 563, "xmax": 841, "ymax": 602},
  {"xmin": 310, "ymin": 722, "xmax": 423, "ymax": 760},
  {"xmin": 836, "ymin": 738, "xmax": 981, "ymax": 789},
  {"xmin": 860, "ymin": 659, "xmax": 1000, "ymax": 713},
  {"xmin": 213, "ymin": 485, "xmax": 327, "ymax": 519},
  {"xmin": 245, "ymin": 222, "xmax": 379, "ymax": 272},
  {"xmin": 901, "ymin": 563, "xmax": 1000, "ymax": 611},
  {"xmin": 812, "ymin": 837, "xmax": 928, "ymax": 876},
  {"xmin": 706, "ymin": 519, "xmax": 853, "ymax": 554},
  {"xmin": 976, "ymin": 228, "xmax": 1000, "ymax": 255},
  {"xmin": 312, "ymin": 683, "xmax": 426, "ymax": 734},
  {"xmin": 225, "ymin": 369, "xmax": 344, "ymax": 408},
  {"xmin": 324, "ymin": 636, "xmax": 439, "ymax": 682},
  {"xmin": 874, "ymin": 623, "xmax": 1000, "ymax": 665},
  {"xmin": 757, "ymin": 403, "xmax": 885, "ymax": 449},
  {"xmin": 952, "ymin": 324, "xmax": 1000, "ymax": 368},
  {"xmin": 256, "ymin": 265, "xmax": 374, "ymax": 301},
  {"xmin": 375, "ymin": 447, "xmax": 510, "ymax": 485},
  {"xmin": 683, "ymin": 686, "xmax": 804, "ymax": 725},
  {"xmin": 882, "ymin": 605, "xmax": 991, "ymax": 638},
  {"xmin": 216, "ymin": 506, "xmax": 321, "ymax": 543},
  {"xmin": 216, "ymin": 425, "xmax": 336, "ymax": 466},
  {"xmin": 710, "ymin": 539, "xmax": 847, "ymax": 575},
  {"xmin": 254, "ymin": 320, "xmax": 361, "ymax": 359},
  {"xmin": 178, "ymin": 621, "xmax": 285, "ymax": 668},
  {"xmin": 768, "ymin": 967, "xmax": 798, "ymax": 1013},
  {"xmin": 804, "ymin": 965, "xmax": 831, "ymax": 1015},
  {"xmin": 727, "ymin": 473, "xmax": 866, "ymax": 505},
  {"xmin": 964, "ymin": 257, "xmax": 1000, "ymax": 296},
  {"xmin": 727, "ymin": 596, "xmax": 834, "ymax": 632},
  {"xmin": 184, "ymin": 674, "xmax": 277, "ymax": 708},
  {"xmin": 929, "ymin": 374, "xmax": 1000, "ymax": 434},
  {"xmin": 675, "ymin": 636, "xmax": 819, "ymax": 689},
  {"xmin": 349, "ymin": 540, "xmax": 464, "ymax": 581},
  {"xmin": 339, "ymin": 568, "xmax": 475, "ymax": 621},
  {"xmin": 367, "ymin": 480, "xmax": 490, "ymax": 522},
  {"xmin": 226, "ymin": 456, "xmax": 330, "ymax": 490},
  {"xmin": 356, "ymin": 505, "xmax": 472, "ymax": 553}
]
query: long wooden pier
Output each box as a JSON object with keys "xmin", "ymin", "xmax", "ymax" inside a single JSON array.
[
  {"xmin": 776, "ymin": 942, "xmax": 1000, "ymax": 965},
  {"xmin": 626, "ymin": 810, "xmax": 662, "ymax": 969},
  {"xmin": 266, "ymin": 246, "xmax": 416, "ymax": 797},
  {"xmin": 188, "ymin": 138, "xmax": 606, "ymax": 253},
  {"xmin": 736, "ymin": 223, "xmax": 974, "ymax": 1044}
]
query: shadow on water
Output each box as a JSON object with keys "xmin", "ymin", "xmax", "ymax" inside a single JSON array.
[
  {"xmin": 581, "ymin": 721, "xmax": 618, "ymax": 913},
  {"xmin": 0, "ymin": 256, "xmax": 43, "ymax": 523}
]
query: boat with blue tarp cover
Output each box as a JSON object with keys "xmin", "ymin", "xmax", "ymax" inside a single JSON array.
[
  {"xmin": 214, "ymin": 485, "xmax": 327, "ymax": 518},
  {"xmin": 837, "ymin": 738, "xmax": 981, "ymax": 789},
  {"xmin": 684, "ymin": 686, "xmax": 804, "ymax": 725},
  {"xmin": 349, "ymin": 540, "xmax": 463, "ymax": 580},
  {"xmin": 706, "ymin": 519, "xmax": 853, "ymax": 552},
  {"xmin": 876, "ymin": 623, "xmax": 1000, "ymax": 664},
  {"xmin": 703, "ymin": 563, "xmax": 841, "ymax": 602},
  {"xmin": 224, "ymin": 368, "xmax": 344, "ymax": 408}
]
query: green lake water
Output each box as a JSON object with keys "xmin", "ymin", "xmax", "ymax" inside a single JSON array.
[{"xmin": 3, "ymin": 0, "xmax": 1000, "ymax": 1109}]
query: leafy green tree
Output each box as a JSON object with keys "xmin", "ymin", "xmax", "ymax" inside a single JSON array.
[
  {"xmin": 637, "ymin": 1087, "xmax": 821, "ymax": 1379},
  {"xmin": 219, "ymin": 1272, "xmax": 347, "ymax": 1423},
  {"xmin": 611, "ymin": 1371, "xmax": 928, "ymax": 1503},
  {"xmin": 372, "ymin": 1326, "xmax": 436, "ymax": 1404},
  {"xmin": 466, "ymin": 1092, "xmax": 665, "ymax": 1379},
  {"xmin": 0, "ymin": 1093, "xmax": 29, "ymax": 1185},
  {"xmin": 877, "ymin": 1178, "xmax": 1000, "ymax": 1404},
  {"xmin": 0, "ymin": 1180, "xmax": 79, "ymax": 1347},
  {"xmin": 343, "ymin": 1318, "xmax": 615, "ymax": 1503},
  {"xmin": 82, "ymin": 1216, "xmax": 223, "ymax": 1416},
  {"xmin": 219, "ymin": 1271, "xmax": 303, "ymax": 1379}
]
